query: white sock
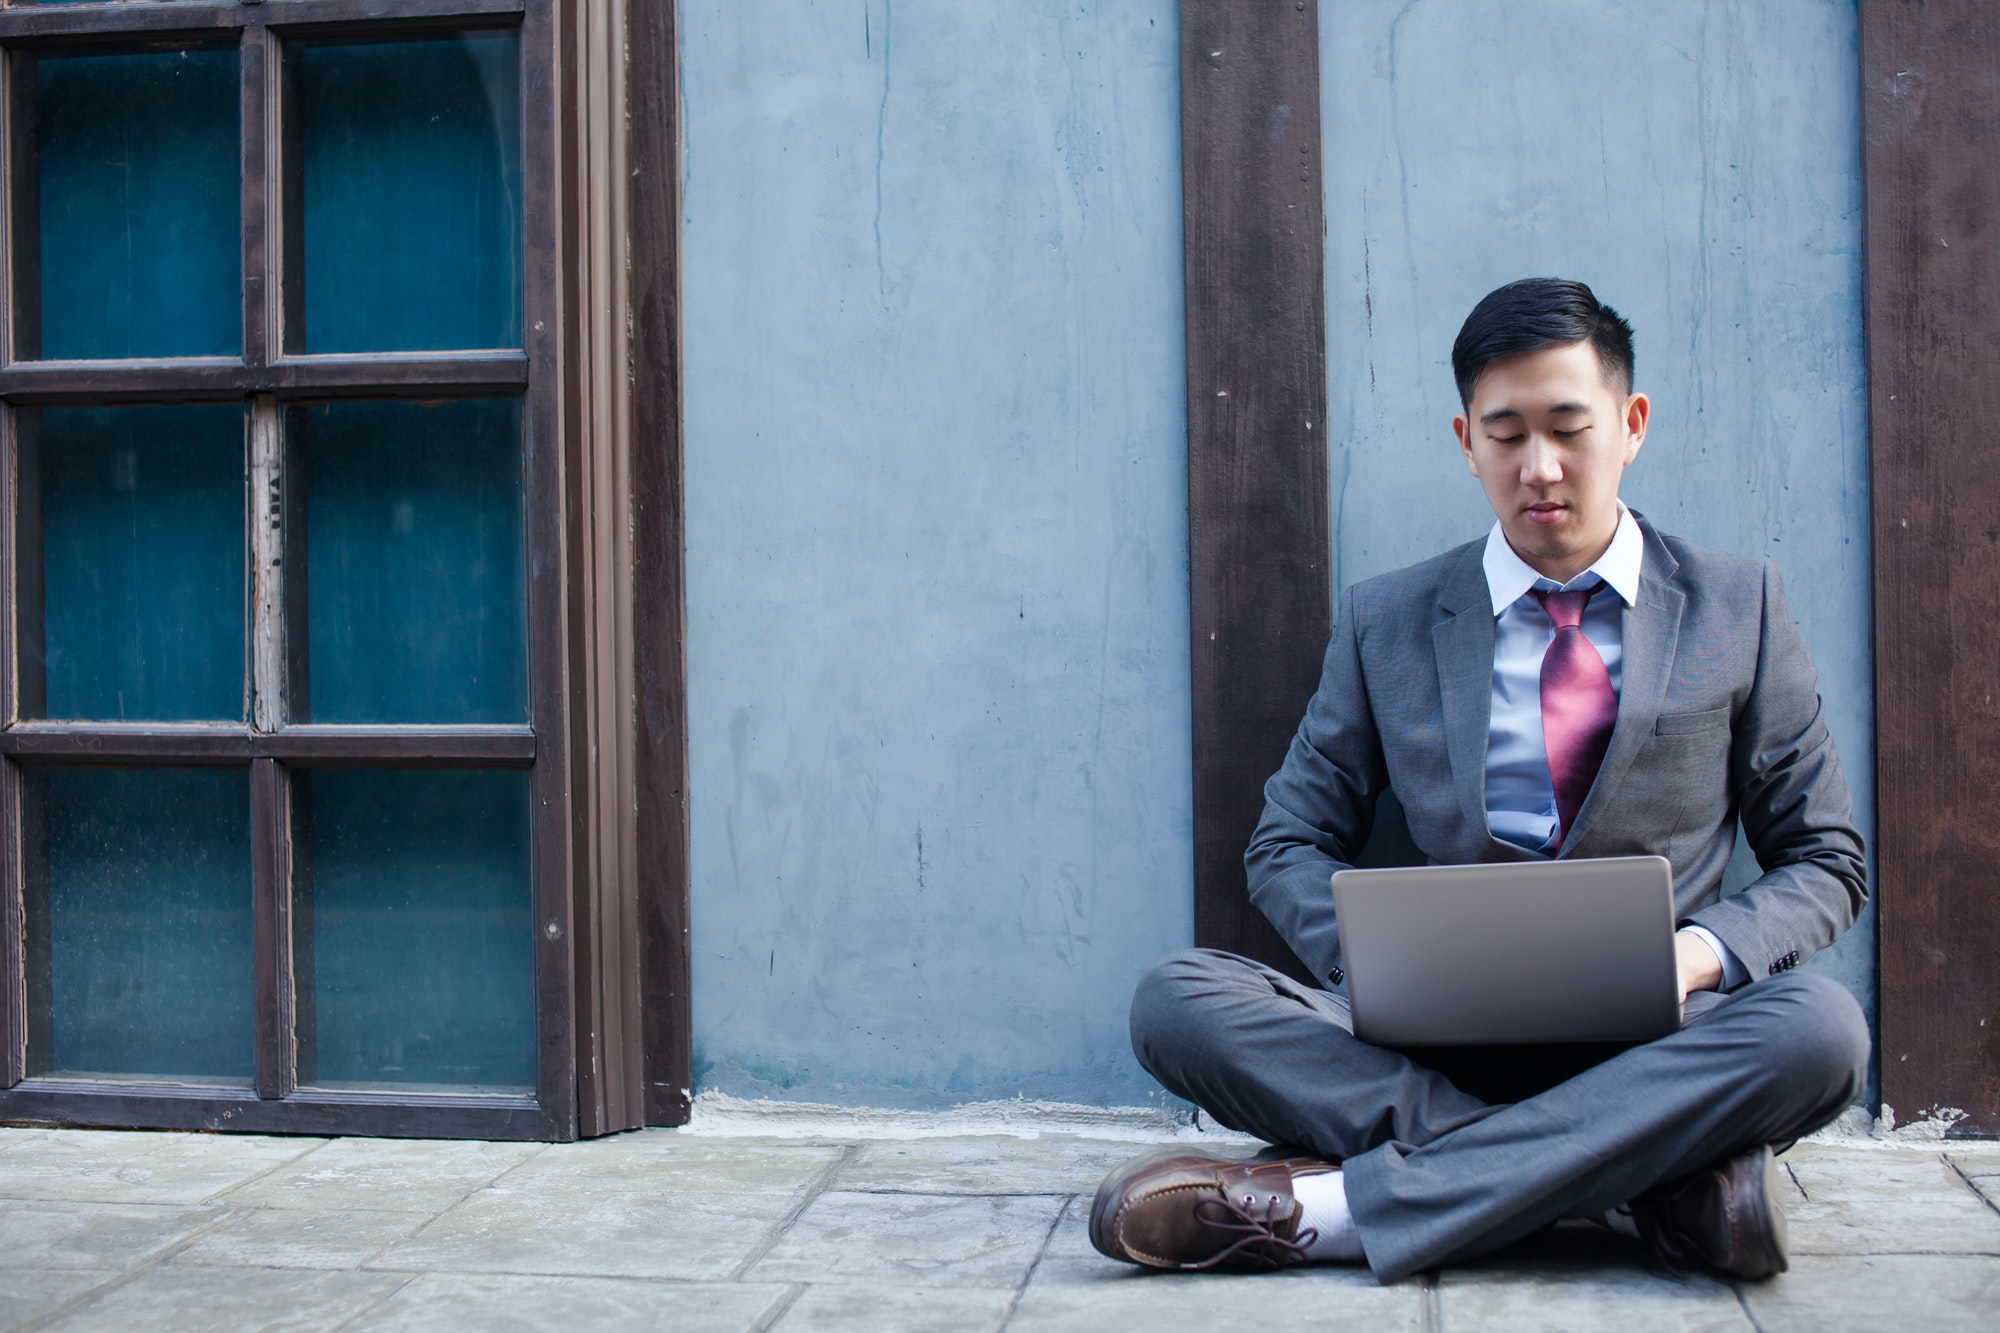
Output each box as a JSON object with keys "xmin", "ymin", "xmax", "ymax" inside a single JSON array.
[{"xmin": 1291, "ymin": 1168, "xmax": 1364, "ymax": 1262}]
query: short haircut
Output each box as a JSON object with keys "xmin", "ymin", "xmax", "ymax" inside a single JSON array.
[{"xmin": 1450, "ymin": 278, "xmax": 1635, "ymax": 408}]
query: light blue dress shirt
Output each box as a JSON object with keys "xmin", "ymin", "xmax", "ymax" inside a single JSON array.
[{"xmin": 1480, "ymin": 504, "xmax": 1747, "ymax": 989}]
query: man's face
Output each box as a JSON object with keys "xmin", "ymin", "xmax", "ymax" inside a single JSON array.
[{"xmin": 1452, "ymin": 340, "xmax": 1649, "ymax": 583}]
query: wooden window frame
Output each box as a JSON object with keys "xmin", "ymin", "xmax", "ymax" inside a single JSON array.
[{"xmin": 0, "ymin": 0, "xmax": 691, "ymax": 1141}]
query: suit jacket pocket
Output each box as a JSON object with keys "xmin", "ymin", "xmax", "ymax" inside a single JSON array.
[{"xmin": 1654, "ymin": 706, "xmax": 1730, "ymax": 737}]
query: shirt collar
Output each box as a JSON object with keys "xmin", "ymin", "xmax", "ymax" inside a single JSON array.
[{"xmin": 1482, "ymin": 501, "xmax": 1643, "ymax": 616}]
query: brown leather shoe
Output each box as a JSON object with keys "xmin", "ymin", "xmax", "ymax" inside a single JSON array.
[
  {"xmin": 1089, "ymin": 1147, "xmax": 1328, "ymax": 1271},
  {"xmin": 1630, "ymin": 1144, "xmax": 1790, "ymax": 1279}
]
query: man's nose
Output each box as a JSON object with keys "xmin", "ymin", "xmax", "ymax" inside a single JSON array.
[{"xmin": 1521, "ymin": 436, "xmax": 1563, "ymax": 486}]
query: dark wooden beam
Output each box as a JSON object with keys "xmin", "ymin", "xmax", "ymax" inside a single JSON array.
[
  {"xmin": 1863, "ymin": 0, "xmax": 2000, "ymax": 1136},
  {"xmin": 1180, "ymin": 1, "xmax": 1328, "ymax": 981}
]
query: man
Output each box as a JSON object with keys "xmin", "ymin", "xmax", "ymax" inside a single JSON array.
[{"xmin": 1090, "ymin": 279, "xmax": 1869, "ymax": 1283}]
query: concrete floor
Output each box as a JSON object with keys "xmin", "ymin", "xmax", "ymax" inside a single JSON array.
[{"xmin": 2, "ymin": 1121, "xmax": 1997, "ymax": 1331}]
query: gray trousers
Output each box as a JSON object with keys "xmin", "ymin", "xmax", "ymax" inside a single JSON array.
[{"xmin": 1130, "ymin": 948, "xmax": 1870, "ymax": 1283}]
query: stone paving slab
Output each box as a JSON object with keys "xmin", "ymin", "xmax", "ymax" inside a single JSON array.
[
  {"xmin": 1009, "ymin": 1266, "xmax": 1421, "ymax": 1333},
  {"xmin": 1019, "ymin": 1195, "xmax": 1135, "ymax": 1288},
  {"xmin": 218, "ymin": 1138, "xmax": 545, "ymax": 1214},
  {"xmin": 0, "ymin": 1128, "xmax": 320, "ymax": 1205},
  {"xmin": 369, "ymin": 1187, "xmax": 808, "ymax": 1282},
  {"xmin": 0, "ymin": 1271, "xmax": 110, "ymax": 1333},
  {"xmin": 1439, "ymin": 1225, "xmax": 1750, "ymax": 1332},
  {"xmin": 1784, "ymin": 1145, "xmax": 2000, "ymax": 1255},
  {"xmin": 0, "ymin": 1199, "xmax": 223, "ymax": 1272},
  {"xmin": 749, "ymin": 1191, "xmax": 1066, "ymax": 1288},
  {"xmin": 770, "ymin": 1283, "xmax": 1019, "ymax": 1332},
  {"xmin": 34, "ymin": 1267, "xmax": 409, "ymax": 1333},
  {"xmin": 836, "ymin": 1135, "xmax": 1173, "ymax": 1196},
  {"xmin": 369, "ymin": 1141, "xmax": 844, "ymax": 1281},
  {"xmin": 1948, "ymin": 1145, "xmax": 2000, "ymax": 1177},
  {"xmin": 477, "ymin": 1133, "xmax": 837, "ymax": 1191},
  {"xmin": 1, "ymin": 1126, "xmax": 1997, "ymax": 1331},
  {"xmin": 1740, "ymin": 1254, "xmax": 2000, "ymax": 1332},
  {"xmin": 350, "ymin": 1273, "xmax": 793, "ymax": 1332},
  {"xmin": 173, "ymin": 1206, "xmax": 435, "ymax": 1271}
]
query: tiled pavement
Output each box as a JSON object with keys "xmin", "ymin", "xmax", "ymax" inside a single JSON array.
[{"xmin": 2, "ymin": 1123, "xmax": 1997, "ymax": 1331}]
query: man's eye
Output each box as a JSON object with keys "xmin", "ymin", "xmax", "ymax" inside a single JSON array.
[
  {"xmin": 1492, "ymin": 433, "xmax": 1525, "ymax": 445},
  {"xmin": 1555, "ymin": 428, "xmax": 1588, "ymax": 439}
]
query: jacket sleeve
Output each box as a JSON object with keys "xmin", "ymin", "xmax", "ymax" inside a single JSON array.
[
  {"xmin": 1683, "ymin": 560, "xmax": 1868, "ymax": 980},
  {"xmin": 1243, "ymin": 585, "xmax": 1391, "ymax": 986}
]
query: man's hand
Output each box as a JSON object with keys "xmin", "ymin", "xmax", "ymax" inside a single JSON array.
[{"xmin": 1674, "ymin": 930, "xmax": 1725, "ymax": 1003}]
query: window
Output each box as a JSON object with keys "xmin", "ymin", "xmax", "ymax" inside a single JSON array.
[{"xmin": 0, "ymin": 0, "xmax": 623, "ymax": 1140}]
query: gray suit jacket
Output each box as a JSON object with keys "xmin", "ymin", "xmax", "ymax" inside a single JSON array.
[{"xmin": 1245, "ymin": 513, "xmax": 1867, "ymax": 992}]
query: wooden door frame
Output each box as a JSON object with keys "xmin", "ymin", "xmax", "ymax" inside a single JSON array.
[
  {"xmin": 562, "ymin": 0, "xmax": 692, "ymax": 1135},
  {"xmin": 629, "ymin": 0, "xmax": 694, "ymax": 1131}
]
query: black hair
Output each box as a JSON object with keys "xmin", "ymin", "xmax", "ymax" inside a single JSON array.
[{"xmin": 1450, "ymin": 278, "xmax": 1635, "ymax": 408}]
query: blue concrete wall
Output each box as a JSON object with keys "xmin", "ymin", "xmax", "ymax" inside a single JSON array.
[
  {"xmin": 1320, "ymin": 2, "xmax": 1876, "ymax": 1019},
  {"xmin": 679, "ymin": 3, "xmax": 1189, "ymax": 1107}
]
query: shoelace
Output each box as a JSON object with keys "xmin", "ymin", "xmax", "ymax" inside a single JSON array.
[{"xmin": 1182, "ymin": 1192, "xmax": 1320, "ymax": 1271}]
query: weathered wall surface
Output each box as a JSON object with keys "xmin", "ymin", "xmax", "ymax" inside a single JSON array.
[
  {"xmin": 679, "ymin": 3, "xmax": 1189, "ymax": 1107},
  {"xmin": 1320, "ymin": 2, "xmax": 1876, "ymax": 1020}
]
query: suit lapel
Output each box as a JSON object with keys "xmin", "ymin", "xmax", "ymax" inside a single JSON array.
[
  {"xmin": 1432, "ymin": 547, "xmax": 1501, "ymax": 856},
  {"xmin": 1560, "ymin": 519, "xmax": 1684, "ymax": 855}
]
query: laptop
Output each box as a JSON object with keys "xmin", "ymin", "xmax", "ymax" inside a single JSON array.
[{"xmin": 1329, "ymin": 856, "xmax": 1680, "ymax": 1046}]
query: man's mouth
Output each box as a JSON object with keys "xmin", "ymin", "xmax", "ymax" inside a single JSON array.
[{"xmin": 1524, "ymin": 502, "xmax": 1566, "ymax": 527}]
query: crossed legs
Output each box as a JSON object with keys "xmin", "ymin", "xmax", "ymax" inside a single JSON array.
[{"xmin": 1129, "ymin": 948, "xmax": 1869, "ymax": 1282}]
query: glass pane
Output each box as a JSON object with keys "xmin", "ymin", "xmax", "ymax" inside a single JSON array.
[
  {"xmin": 296, "ymin": 399, "xmax": 525, "ymax": 723},
  {"xmin": 24, "ymin": 406, "xmax": 246, "ymax": 722},
  {"xmin": 291, "ymin": 33, "xmax": 521, "ymax": 352},
  {"xmin": 26, "ymin": 47, "xmax": 239, "ymax": 359},
  {"xmin": 24, "ymin": 767, "xmax": 253, "ymax": 1085},
  {"xmin": 300, "ymin": 769, "xmax": 534, "ymax": 1092}
]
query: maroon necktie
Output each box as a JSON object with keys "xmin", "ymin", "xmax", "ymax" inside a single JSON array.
[{"xmin": 1531, "ymin": 587, "xmax": 1619, "ymax": 846}]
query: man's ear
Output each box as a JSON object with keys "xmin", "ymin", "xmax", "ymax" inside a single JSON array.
[
  {"xmin": 1453, "ymin": 413, "xmax": 1477, "ymax": 474},
  {"xmin": 1622, "ymin": 392, "xmax": 1650, "ymax": 464}
]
